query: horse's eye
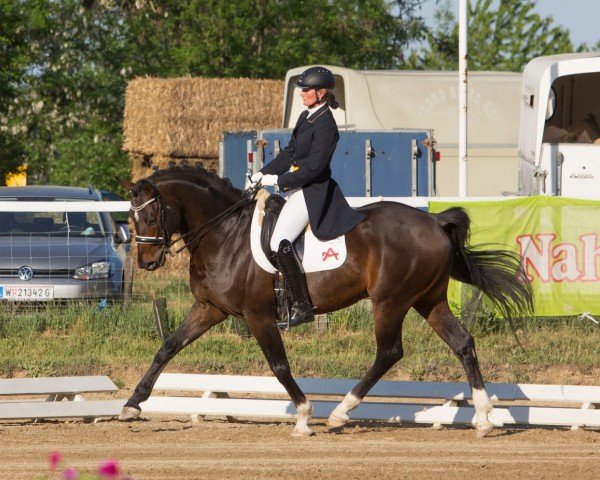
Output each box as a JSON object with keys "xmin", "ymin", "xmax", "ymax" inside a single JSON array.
[{"xmin": 148, "ymin": 218, "xmax": 158, "ymax": 226}]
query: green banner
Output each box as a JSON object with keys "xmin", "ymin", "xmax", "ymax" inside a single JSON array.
[{"xmin": 429, "ymin": 196, "xmax": 600, "ymax": 317}]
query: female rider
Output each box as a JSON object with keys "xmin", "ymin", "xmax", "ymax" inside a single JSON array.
[{"xmin": 250, "ymin": 66, "xmax": 365, "ymax": 328}]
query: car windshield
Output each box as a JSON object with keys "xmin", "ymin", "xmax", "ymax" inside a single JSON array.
[{"xmin": 0, "ymin": 198, "xmax": 108, "ymax": 237}]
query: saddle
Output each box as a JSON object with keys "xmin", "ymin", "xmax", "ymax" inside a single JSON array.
[
  {"xmin": 260, "ymin": 194, "xmax": 304, "ymax": 266},
  {"xmin": 250, "ymin": 189, "xmax": 347, "ymax": 323}
]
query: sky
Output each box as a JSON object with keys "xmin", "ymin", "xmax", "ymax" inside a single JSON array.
[{"xmin": 418, "ymin": 0, "xmax": 600, "ymax": 48}]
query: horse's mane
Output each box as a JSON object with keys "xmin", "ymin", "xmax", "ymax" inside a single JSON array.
[{"xmin": 147, "ymin": 161, "xmax": 243, "ymax": 196}]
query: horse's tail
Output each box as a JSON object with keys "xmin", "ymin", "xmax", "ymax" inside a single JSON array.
[{"xmin": 435, "ymin": 207, "xmax": 533, "ymax": 319}]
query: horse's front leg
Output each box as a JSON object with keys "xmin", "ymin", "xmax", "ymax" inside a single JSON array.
[
  {"xmin": 247, "ymin": 315, "xmax": 313, "ymax": 437},
  {"xmin": 119, "ymin": 300, "xmax": 226, "ymax": 421}
]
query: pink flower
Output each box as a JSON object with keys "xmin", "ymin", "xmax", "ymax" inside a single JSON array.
[
  {"xmin": 62, "ymin": 467, "xmax": 79, "ymax": 480},
  {"xmin": 49, "ymin": 451, "xmax": 63, "ymax": 471},
  {"xmin": 98, "ymin": 459, "xmax": 121, "ymax": 478}
]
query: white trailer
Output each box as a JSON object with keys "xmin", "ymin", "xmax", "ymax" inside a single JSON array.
[
  {"xmin": 517, "ymin": 52, "xmax": 600, "ymax": 198},
  {"xmin": 283, "ymin": 66, "xmax": 522, "ymax": 196}
]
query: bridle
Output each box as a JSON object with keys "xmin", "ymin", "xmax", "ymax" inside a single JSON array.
[
  {"xmin": 130, "ymin": 180, "xmax": 259, "ymax": 257},
  {"xmin": 130, "ymin": 181, "xmax": 170, "ymax": 252}
]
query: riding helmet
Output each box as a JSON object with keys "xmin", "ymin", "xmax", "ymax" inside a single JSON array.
[{"xmin": 294, "ymin": 66, "xmax": 335, "ymax": 90}]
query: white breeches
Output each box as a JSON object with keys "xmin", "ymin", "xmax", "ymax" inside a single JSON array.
[{"xmin": 270, "ymin": 188, "xmax": 309, "ymax": 251}]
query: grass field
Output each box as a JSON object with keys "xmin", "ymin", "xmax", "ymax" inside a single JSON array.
[{"xmin": 1, "ymin": 276, "xmax": 599, "ymax": 388}]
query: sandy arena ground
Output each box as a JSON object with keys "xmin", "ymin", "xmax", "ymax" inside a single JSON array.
[{"xmin": 2, "ymin": 414, "xmax": 599, "ymax": 480}]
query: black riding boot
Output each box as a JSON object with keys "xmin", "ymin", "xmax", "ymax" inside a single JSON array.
[{"xmin": 271, "ymin": 240, "xmax": 314, "ymax": 329}]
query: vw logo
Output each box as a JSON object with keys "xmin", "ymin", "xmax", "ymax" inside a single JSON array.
[{"xmin": 18, "ymin": 266, "xmax": 34, "ymax": 281}]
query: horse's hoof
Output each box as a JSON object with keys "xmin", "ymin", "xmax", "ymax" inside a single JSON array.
[
  {"xmin": 118, "ymin": 406, "xmax": 141, "ymax": 421},
  {"xmin": 476, "ymin": 423, "xmax": 494, "ymax": 438},
  {"xmin": 328, "ymin": 412, "xmax": 349, "ymax": 429},
  {"xmin": 291, "ymin": 425, "xmax": 314, "ymax": 437}
]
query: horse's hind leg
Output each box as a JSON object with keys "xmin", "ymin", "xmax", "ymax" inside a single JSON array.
[
  {"xmin": 415, "ymin": 299, "xmax": 494, "ymax": 437},
  {"xmin": 329, "ymin": 302, "xmax": 408, "ymax": 428},
  {"xmin": 119, "ymin": 300, "xmax": 226, "ymax": 421}
]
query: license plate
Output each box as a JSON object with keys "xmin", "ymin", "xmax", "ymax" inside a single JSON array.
[{"xmin": 0, "ymin": 286, "xmax": 54, "ymax": 301}]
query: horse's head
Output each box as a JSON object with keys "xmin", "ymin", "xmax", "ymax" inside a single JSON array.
[{"xmin": 119, "ymin": 177, "xmax": 182, "ymax": 271}]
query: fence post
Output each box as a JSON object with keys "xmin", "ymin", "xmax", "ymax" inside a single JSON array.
[
  {"xmin": 152, "ymin": 297, "xmax": 169, "ymax": 342},
  {"xmin": 314, "ymin": 314, "xmax": 328, "ymax": 332}
]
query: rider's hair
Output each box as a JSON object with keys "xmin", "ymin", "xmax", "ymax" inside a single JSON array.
[{"xmin": 321, "ymin": 89, "xmax": 339, "ymax": 110}]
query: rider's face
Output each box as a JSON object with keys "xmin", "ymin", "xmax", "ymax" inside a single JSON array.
[{"xmin": 300, "ymin": 87, "xmax": 326, "ymax": 107}]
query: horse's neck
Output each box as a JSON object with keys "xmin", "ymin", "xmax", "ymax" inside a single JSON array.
[{"xmin": 174, "ymin": 183, "xmax": 247, "ymax": 238}]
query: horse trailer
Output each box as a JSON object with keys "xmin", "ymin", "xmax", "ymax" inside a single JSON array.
[
  {"xmin": 220, "ymin": 66, "xmax": 522, "ymax": 197},
  {"xmin": 282, "ymin": 66, "xmax": 522, "ymax": 197},
  {"xmin": 220, "ymin": 128, "xmax": 436, "ymax": 198},
  {"xmin": 517, "ymin": 52, "xmax": 600, "ymax": 198}
]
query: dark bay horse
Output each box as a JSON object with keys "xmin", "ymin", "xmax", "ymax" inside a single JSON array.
[{"xmin": 118, "ymin": 164, "xmax": 532, "ymax": 437}]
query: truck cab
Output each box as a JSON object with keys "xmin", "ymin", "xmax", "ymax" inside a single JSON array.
[{"xmin": 518, "ymin": 53, "xmax": 600, "ymax": 197}]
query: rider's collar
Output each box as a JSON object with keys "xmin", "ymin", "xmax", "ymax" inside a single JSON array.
[{"xmin": 307, "ymin": 103, "xmax": 323, "ymax": 115}]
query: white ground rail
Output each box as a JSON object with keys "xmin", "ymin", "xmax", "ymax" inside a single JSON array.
[
  {"xmin": 0, "ymin": 376, "xmax": 124, "ymax": 421},
  {"xmin": 0, "ymin": 201, "xmax": 131, "ymax": 213},
  {"xmin": 142, "ymin": 374, "xmax": 600, "ymax": 430},
  {"xmin": 0, "ymin": 197, "xmax": 515, "ymax": 214}
]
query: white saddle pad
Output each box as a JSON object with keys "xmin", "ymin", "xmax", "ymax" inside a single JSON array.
[{"xmin": 250, "ymin": 190, "xmax": 347, "ymax": 274}]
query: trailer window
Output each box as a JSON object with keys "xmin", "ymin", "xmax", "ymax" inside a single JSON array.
[
  {"xmin": 545, "ymin": 87, "xmax": 556, "ymax": 121},
  {"xmin": 543, "ymin": 72, "xmax": 600, "ymax": 144}
]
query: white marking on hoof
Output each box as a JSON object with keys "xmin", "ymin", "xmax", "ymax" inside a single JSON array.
[
  {"xmin": 291, "ymin": 424, "xmax": 314, "ymax": 437},
  {"xmin": 328, "ymin": 392, "xmax": 361, "ymax": 428},
  {"xmin": 293, "ymin": 401, "xmax": 313, "ymax": 437},
  {"xmin": 328, "ymin": 411, "xmax": 349, "ymax": 428},
  {"xmin": 476, "ymin": 423, "xmax": 494, "ymax": 438},
  {"xmin": 118, "ymin": 406, "xmax": 141, "ymax": 421},
  {"xmin": 472, "ymin": 387, "xmax": 493, "ymax": 426}
]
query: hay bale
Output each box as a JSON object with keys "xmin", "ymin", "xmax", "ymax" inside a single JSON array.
[
  {"xmin": 123, "ymin": 77, "xmax": 284, "ymax": 159},
  {"xmin": 124, "ymin": 76, "xmax": 282, "ymax": 277}
]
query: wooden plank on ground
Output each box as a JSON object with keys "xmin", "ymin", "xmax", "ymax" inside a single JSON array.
[
  {"xmin": 0, "ymin": 400, "xmax": 125, "ymax": 420},
  {"xmin": 153, "ymin": 374, "xmax": 600, "ymax": 404},
  {"xmin": 140, "ymin": 396, "xmax": 600, "ymax": 428},
  {"xmin": 0, "ymin": 376, "xmax": 118, "ymax": 396}
]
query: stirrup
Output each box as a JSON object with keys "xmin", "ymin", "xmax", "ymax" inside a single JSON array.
[{"xmin": 277, "ymin": 302, "xmax": 314, "ymax": 330}]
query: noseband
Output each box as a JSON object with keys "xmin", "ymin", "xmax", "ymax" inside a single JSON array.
[{"xmin": 130, "ymin": 180, "xmax": 258, "ymax": 257}]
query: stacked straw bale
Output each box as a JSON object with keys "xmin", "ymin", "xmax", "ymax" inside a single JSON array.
[
  {"xmin": 124, "ymin": 76, "xmax": 283, "ymax": 278},
  {"xmin": 124, "ymin": 77, "xmax": 284, "ymax": 180}
]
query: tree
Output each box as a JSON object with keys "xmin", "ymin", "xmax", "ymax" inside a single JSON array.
[
  {"xmin": 3, "ymin": 0, "xmax": 427, "ymax": 189},
  {"xmin": 120, "ymin": 0, "xmax": 427, "ymax": 78},
  {"xmin": 578, "ymin": 39, "xmax": 600, "ymax": 53},
  {"xmin": 4, "ymin": 0, "xmax": 137, "ymax": 189},
  {"xmin": 408, "ymin": 0, "xmax": 573, "ymax": 71},
  {"xmin": 0, "ymin": 0, "xmax": 30, "ymax": 182}
]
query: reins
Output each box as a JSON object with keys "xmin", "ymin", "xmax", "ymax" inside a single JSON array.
[{"xmin": 131, "ymin": 180, "xmax": 260, "ymax": 257}]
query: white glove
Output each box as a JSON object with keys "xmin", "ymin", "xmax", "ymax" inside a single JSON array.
[
  {"xmin": 246, "ymin": 171, "xmax": 263, "ymax": 190},
  {"xmin": 260, "ymin": 174, "xmax": 278, "ymax": 186}
]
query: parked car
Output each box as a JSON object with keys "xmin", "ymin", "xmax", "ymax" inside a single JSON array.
[
  {"xmin": 0, "ymin": 185, "xmax": 133, "ymax": 302},
  {"xmin": 100, "ymin": 189, "xmax": 130, "ymax": 227}
]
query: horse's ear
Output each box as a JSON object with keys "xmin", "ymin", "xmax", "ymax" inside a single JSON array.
[{"xmin": 117, "ymin": 177, "xmax": 135, "ymax": 191}]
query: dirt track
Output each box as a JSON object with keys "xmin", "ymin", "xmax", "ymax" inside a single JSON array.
[{"xmin": 3, "ymin": 414, "xmax": 599, "ymax": 480}]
